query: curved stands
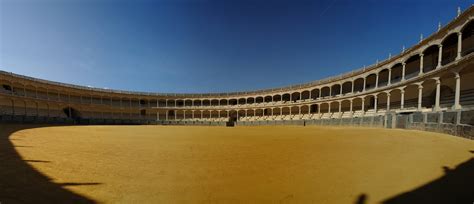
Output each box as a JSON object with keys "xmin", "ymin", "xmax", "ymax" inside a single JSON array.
[{"xmin": 1, "ymin": 6, "xmax": 474, "ymax": 139}]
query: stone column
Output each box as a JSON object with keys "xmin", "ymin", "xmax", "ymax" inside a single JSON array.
[
  {"xmin": 401, "ymin": 62, "xmax": 406, "ymax": 81},
  {"xmin": 328, "ymin": 103, "xmax": 331, "ymax": 113},
  {"xmin": 456, "ymin": 32, "xmax": 462, "ymax": 60},
  {"xmin": 437, "ymin": 45, "xmax": 443, "ymax": 68},
  {"xmin": 386, "ymin": 93, "xmax": 391, "ymax": 111},
  {"xmin": 375, "ymin": 73, "xmax": 379, "ymax": 88},
  {"xmin": 361, "ymin": 98, "xmax": 365, "ymax": 112},
  {"xmin": 388, "ymin": 69, "xmax": 392, "ymax": 85},
  {"xmin": 349, "ymin": 100, "xmax": 353, "ymax": 112},
  {"xmin": 363, "ymin": 78, "xmax": 366, "ymax": 92},
  {"xmin": 418, "ymin": 85, "xmax": 423, "ymax": 110},
  {"xmin": 192, "ymin": 110, "xmax": 195, "ymax": 119},
  {"xmin": 351, "ymin": 81, "xmax": 355, "ymax": 93},
  {"xmin": 419, "ymin": 53, "xmax": 424, "ymax": 75},
  {"xmin": 453, "ymin": 72, "xmax": 462, "ymax": 110},
  {"xmin": 338, "ymin": 102, "xmax": 342, "ymax": 113},
  {"xmin": 400, "ymin": 89, "xmax": 405, "ymax": 109},
  {"xmin": 434, "ymin": 78, "xmax": 441, "ymax": 111},
  {"xmin": 165, "ymin": 110, "xmax": 168, "ymax": 120},
  {"xmin": 374, "ymin": 95, "xmax": 378, "ymax": 112}
]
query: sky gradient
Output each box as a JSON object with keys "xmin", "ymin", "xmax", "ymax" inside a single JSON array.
[{"xmin": 0, "ymin": 0, "xmax": 471, "ymax": 93}]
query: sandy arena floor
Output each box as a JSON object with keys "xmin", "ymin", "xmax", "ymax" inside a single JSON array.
[{"xmin": 2, "ymin": 125, "xmax": 474, "ymax": 203}]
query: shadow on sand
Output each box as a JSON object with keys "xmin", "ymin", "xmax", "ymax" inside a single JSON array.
[
  {"xmin": 380, "ymin": 151, "xmax": 474, "ymax": 204},
  {"xmin": 0, "ymin": 124, "xmax": 98, "ymax": 203}
]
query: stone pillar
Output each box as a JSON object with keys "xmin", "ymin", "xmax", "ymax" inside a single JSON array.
[
  {"xmin": 437, "ymin": 45, "xmax": 443, "ymax": 68},
  {"xmin": 418, "ymin": 85, "xmax": 423, "ymax": 110},
  {"xmin": 192, "ymin": 110, "xmax": 195, "ymax": 119},
  {"xmin": 349, "ymin": 100, "xmax": 353, "ymax": 112},
  {"xmin": 388, "ymin": 69, "xmax": 392, "ymax": 85},
  {"xmin": 361, "ymin": 98, "xmax": 365, "ymax": 112},
  {"xmin": 165, "ymin": 111, "xmax": 168, "ymax": 120},
  {"xmin": 456, "ymin": 32, "xmax": 462, "ymax": 60},
  {"xmin": 374, "ymin": 95, "xmax": 378, "ymax": 112},
  {"xmin": 434, "ymin": 78, "xmax": 441, "ymax": 111},
  {"xmin": 453, "ymin": 72, "xmax": 462, "ymax": 110},
  {"xmin": 338, "ymin": 102, "xmax": 342, "ymax": 113},
  {"xmin": 328, "ymin": 103, "xmax": 331, "ymax": 113},
  {"xmin": 400, "ymin": 89, "xmax": 405, "ymax": 109},
  {"xmin": 419, "ymin": 53, "xmax": 424, "ymax": 75},
  {"xmin": 386, "ymin": 93, "xmax": 391, "ymax": 111},
  {"xmin": 351, "ymin": 81, "xmax": 355, "ymax": 93},
  {"xmin": 375, "ymin": 74, "xmax": 379, "ymax": 88},
  {"xmin": 401, "ymin": 62, "xmax": 406, "ymax": 81},
  {"xmin": 363, "ymin": 78, "xmax": 366, "ymax": 92}
]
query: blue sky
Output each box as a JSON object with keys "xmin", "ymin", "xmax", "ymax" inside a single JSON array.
[{"xmin": 0, "ymin": 0, "xmax": 471, "ymax": 93}]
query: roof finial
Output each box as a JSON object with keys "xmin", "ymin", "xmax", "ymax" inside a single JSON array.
[
  {"xmin": 389, "ymin": 53, "xmax": 392, "ymax": 59},
  {"xmin": 420, "ymin": 33, "xmax": 423, "ymax": 42},
  {"xmin": 376, "ymin": 59, "xmax": 379, "ymax": 65},
  {"xmin": 457, "ymin": 6, "xmax": 461, "ymax": 17},
  {"xmin": 402, "ymin": 45, "xmax": 405, "ymax": 53},
  {"xmin": 438, "ymin": 22, "xmax": 442, "ymax": 31}
]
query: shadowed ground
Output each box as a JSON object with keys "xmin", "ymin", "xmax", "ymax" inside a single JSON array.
[
  {"xmin": 2, "ymin": 125, "xmax": 474, "ymax": 203},
  {"xmin": 0, "ymin": 125, "xmax": 98, "ymax": 203}
]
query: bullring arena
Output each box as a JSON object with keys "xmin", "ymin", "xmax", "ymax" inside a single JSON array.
[{"xmin": 2, "ymin": 5, "xmax": 474, "ymax": 204}]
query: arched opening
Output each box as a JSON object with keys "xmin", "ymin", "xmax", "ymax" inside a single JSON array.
[
  {"xmin": 441, "ymin": 33, "xmax": 458, "ymax": 65},
  {"xmin": 185, "ymin": 100, "xmax": 192, "ymax": 107},
  {"xmin": 404, "ymin": 84, "xmax": 420, "ymax": 109},
  {"xmin": 365, "ymin": 74, "xmax": 377, "ymax": 90},
  {"xmin": 256, "ymin": 97, "xmax": 264, "ymax": 103},
  {"xmin": 290, "ymin": 106, "xmax": 299, "ymax": 115},
  {"xmin": 390, "ymin": 63, "xmax": 403, "ymax": 84},
  {"xmin": 352, "ymin": 98, "xmax": 363, "ymax": 113},
  {"xmin": 329, "ymin": 101, "xmax": 339, "ymax": 113},
  {"xmin": 301, "ymin": 91, "xmax": 310, "ymax": 100},
  {"xmin": 282, "ymin": 93, "xmax": 291, "ymax": 102},
  {"xmin": 331, "ymin": 84, "xmax": 341, "ymax": 96},
  {"xmin": 459, "ymin": 66, "xmax": 474, "ymax": 107},
  {"xmin": 376, "ymin": 92, "xmax": 388, "ymax": 112},
  {"xmin": 219, "ymin": 99, "xmax": 227, "ymax": 106},
  {"xmin": 378, "ymin": 69, "xmax": 389, "ymax": 87},
  {"xmin": 341, "ymin": 100, "xmax": 351, "ymax": 112},
  {"xmin": 246, "ymin": 98, "xmax": 255, "ymax": 104},
  {"xmin": 202, "ymin": 100, "xmax": 210, "ymax": 106},
  {"xmin": 462, "ymin": 20, "xmax": 474, "ymax": 56},
  {"xmin": 341, "ymin": 82, "xmax": 352, "ymax": 94},
  {"xmin": 320, "ymin": 87, "xmax": 330, "ymax": 97},
  {"xmin": 310, "ymin": 104, "xmax": 318, "ymax": 113},
  {"xmin": 301, "ymin": 105, "xmax": 310, "ymax": 115},
  {"xmin": 404, "ymin": 55, "xmax": 421, "ymax": 80},
  {"xmin": 319, "ymin": 103, "xmax": 329, "ymax": 113},
  {"xmin": 291, "ymin": 92, "xmax": 301, "ymax": 102},
  {"xmin": 422, "ymin": 45, "xmax": 439, "ymax": 73},
  {"xmin": 264, "ymin": 96, "xmax": 272, "ymax": 103},
  {"xmin": 272, "ymin": 95, "xmax": 281, "ymax": 102},
  {"xmin": 210, "ymin": 99, "xmax": 219, "ymax": 106},
  {"xmin": 229, "ymin": 99, "xmax": 237, "ymax": 105},
  {"xmin": 389, "ymin": 89, "xmax": 402, "ymax": 110},
  {"xmin": 353, "ymin": 78, "xmax": 364, "ymax": 93},
  {"xmin": 238, "ymin": 98, "xmax": 246, "ymax": 105},
  {"xmin": 310, "ymin": 89, "xmax": 320, "ymax": 100}
]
